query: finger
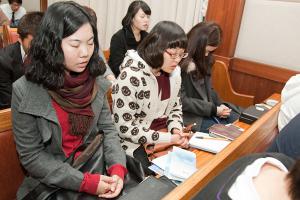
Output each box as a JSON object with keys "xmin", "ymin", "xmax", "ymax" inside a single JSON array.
[
  {"xmin": 100, "ymin": 180, "xmax": 123, "ymax": 198},
  {"xmin": 101, "ymin": 175, "xmax": 114, "ymax": 183},
  {"xmin": 110, "ymin": 176, "xmax": 118, "ymax": 192}
]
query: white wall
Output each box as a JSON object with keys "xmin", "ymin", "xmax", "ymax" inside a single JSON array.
[
  {"xmin": 235, "ymin": 0, "xmax": 300, "ymax": 71},
  {"xmin": 48, "ymin": 0, "xmax": 205, "ymax": 49}
]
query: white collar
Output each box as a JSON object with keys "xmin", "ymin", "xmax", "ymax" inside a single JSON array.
[{"xmin": 19, "ymin": 41, "xmax": 26, "ymax": 61}]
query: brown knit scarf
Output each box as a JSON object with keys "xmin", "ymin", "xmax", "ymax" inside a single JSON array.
[{"xmin": 49, "ymin": 69, "xmax": 98, "ymax": 136}]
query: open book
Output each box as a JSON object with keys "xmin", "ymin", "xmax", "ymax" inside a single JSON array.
[{"xmin": 189, "ymin": 132, "xmax": 231, "ymax": 154}]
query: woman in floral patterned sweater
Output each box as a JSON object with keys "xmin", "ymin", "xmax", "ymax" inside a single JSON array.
[{"xmin": 112, "ymin": 21, "xmax": 189, "ymax": 166}]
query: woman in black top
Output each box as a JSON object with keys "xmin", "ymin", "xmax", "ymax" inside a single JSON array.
[
  {"xmin": 180, "ymin": 22, "xmax": 239, "ymax": 133},
  {"xmin": 108, "ymin": 0, "xmax": 151, "ymax": 77}
]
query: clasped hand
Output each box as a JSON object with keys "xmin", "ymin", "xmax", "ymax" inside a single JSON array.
[
  {"xmin": 96, "ymin": 174, "xmax": 123, "ymax": 198},
  {"xmin": 217, "ymin": 104, "xmax": 231, "ymax": 118},
  {"xmin": 171, "ymin": 128, "xmax": 190, "ymax": 149}
]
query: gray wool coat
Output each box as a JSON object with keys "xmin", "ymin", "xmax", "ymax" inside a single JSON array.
[{"xmin": 11, "ymin": 76, "xmax": 126, "ymax": 199}]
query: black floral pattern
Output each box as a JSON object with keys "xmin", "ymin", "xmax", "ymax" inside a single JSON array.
[
  {"xmin": 120, "ymin": 71, "xmax": 127, "ymax": 80},
  {"xmin": 116, "ymin": 98, "xmax": 125, "ymax": 108},
  {"xmin": 140, "ymin": 111, "xmax": 147, "ymax": 118},
  {"xmin": 129, "ymin": 102, "xmax": 137, "ymax": 110},
  {"xmin": 123, "ymin": 113, "xmax": 132, "ymax": 121},
  {"xmin": 143, "ymin": 72, "xmax": 151, "ymax": 77},
  {"xmin": 125, "ymin": 59, "xmax": 133, "ymax": 67},
  {"xmin": 137, "ymin": 90, "xmax": 144, "ymax": 100},
  {"xmin": 114, "ymin": 113, "xmax": 119, "ymax": 123},
  {"xmin": 120, "ymin": 125, "xmax": 129, "ymax": 133},
  {"xmin": 138, "ymin": 61, "xmax": 145, "ymax": 69},
  {"xmin": 138, "ymin": 136, "xmax": 147, "ymax": 144},
  {"xmin": 131, "ymin": 127, "xmax": 139, "ymax": 136},
  {"xmin": 130, "ymin": 66, "xmax": 140, "ymax": 72},
  {"xmin": 130, "ymin": 76, "xmax": 140, "ymax": 87},
  {"xmin": 172, "ymin": 114, "xmax": 180, "ymax": 119},
  {"xmin": 141, "ymin": 77, "xmax": 147, "ymax": 86},
  {"xmin": 152, "ymin": 132, "xmax": 159, "ymax": 141},
  {"xmin": 144, "ymin": 91, "xmax": 150, "ymax": 99},
  {"xmin": 121, "ymin": 86, "xmax": 131, "ymax": 96}
]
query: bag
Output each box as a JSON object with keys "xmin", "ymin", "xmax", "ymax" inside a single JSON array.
[
  {"xmin": 22, "ymin": 134, "xmax": 104, "ymax": 200},
  {"xmin": 119, "ymin": 176, "xmax": 176, "ymax": 200}
]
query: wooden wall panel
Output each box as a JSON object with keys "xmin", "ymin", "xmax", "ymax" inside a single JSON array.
[
  {"xmin": 229, "ymin": 58, "xmax": 298, "ymax": 103},
  {"xmin": 206, "ymin": 0, "xmax": 245, "ymax": 58},
  {"xmin": 40, "ymin": 0, "xmax": 48, "ymax": 12}
]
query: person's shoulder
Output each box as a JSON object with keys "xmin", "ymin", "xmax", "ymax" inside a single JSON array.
[
  {"xmin": 13, "ymin": 76, "xmax": 30, "ymax": 92},
  {"xmin": 96, "ymin": 76, "xmax": 111, "ymax": 93},
  {"xmin": 19, "ymin": 6, "xmax": 26, "ymax": 14},
  {"xmin": 111, "ymin": 28, "xmax": 124, "ymax": 40},
  {"xmin": 0, "ymin": 43, "xmax": 18, "ymax": 61},
  {"xmin": 0, "ymin": 3, "xmax": 9, "ymax": 10}
]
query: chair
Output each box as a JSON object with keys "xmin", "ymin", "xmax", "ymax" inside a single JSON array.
[
  {"xmin": 211, "ymin": 60, "xmax": 254, "ymax": 107},
  {"xmin": 2, "ymin": 25, "xmax": 19, "ymax": 47},
  {"xmin": 0, "ymin": 108, "xmax": 25, "ymax": 199}
]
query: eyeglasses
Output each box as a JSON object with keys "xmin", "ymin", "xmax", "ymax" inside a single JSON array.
[{"xmin": 165, "ymin": 50, "xmax": 188, "ymax": 60}]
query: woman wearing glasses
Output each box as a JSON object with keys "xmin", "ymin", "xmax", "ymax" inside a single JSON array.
[
  {"xmin": 180, "ymin": 22, "xmax": 239, "ymax": 133},
  {"xmin": 112, "ymin": 21, "xmax": 189, "ymax": 168}
]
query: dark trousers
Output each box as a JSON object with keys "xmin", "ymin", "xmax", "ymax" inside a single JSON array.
[{"xmin": 200, "ymin": 111, "xmax": 240, "ymax": 133}]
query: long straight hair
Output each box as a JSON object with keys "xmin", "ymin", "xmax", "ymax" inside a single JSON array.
[{"xmin": 180, "ymin": 22, "xmax": 222, "ymax": 79}]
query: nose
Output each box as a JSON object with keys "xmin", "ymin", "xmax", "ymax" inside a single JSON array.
[{"xmin": 79, "ymin": 45, "xmax": 89, "ymax": 58}]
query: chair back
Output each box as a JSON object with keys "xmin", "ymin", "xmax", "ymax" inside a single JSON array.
[{"xmin": 2, "ymin": 25, "xmax": 19, "ymax": 47}]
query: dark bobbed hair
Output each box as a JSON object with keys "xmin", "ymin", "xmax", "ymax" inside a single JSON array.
[
  {"xmin": 180, "ymin": 21, "xmax": 222, "ymax": 79},
  {"xmin": 17, "ymin": 12, "xmax": 44, "ymax": 40},
  {"xmin": 26, "ymin": 1, "xmax": 105, "ymax": 90},
  {"xmin": 137, "ymin": 21, "xmax": 187, "ymax": 69},
  {"xmin": 288, "ymin": 160, "xmax": 300, "ymax": 200},
  {"xmin": 9, "ymin": 0, "xmax": 22, "ymax": 4},
  {"xmin": 121, "ymin": 0, "xmax": 151, "ymax": 27}
]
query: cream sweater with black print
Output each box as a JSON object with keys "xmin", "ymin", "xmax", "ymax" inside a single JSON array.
[{"xmin": 112, "ymin": 50, "xmax": 183, "ymax": 155}]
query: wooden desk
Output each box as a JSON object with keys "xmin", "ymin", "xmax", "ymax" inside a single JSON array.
[{"xmin": 163, "ymin": 93, "xmax": 281, "ymax": 200}]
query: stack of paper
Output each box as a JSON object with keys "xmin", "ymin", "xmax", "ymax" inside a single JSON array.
[
  {"xmin": 149, "ymin": 147, "xmax": 197, "ymax": 184},
  {"xmin": 189, "ymin": 132, "xmax": 231, "ymax": 154}
]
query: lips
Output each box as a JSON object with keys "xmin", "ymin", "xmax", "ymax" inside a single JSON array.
[{"xmin": 77, "ymin": 61, "xmax": 88, "ymax": 68}]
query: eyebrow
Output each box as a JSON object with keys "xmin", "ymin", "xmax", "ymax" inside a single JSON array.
[{"xmin": 69, "ymin": 36, "xmax": 94, "ymax": 42}]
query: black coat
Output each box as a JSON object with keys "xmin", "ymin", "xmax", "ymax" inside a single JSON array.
[
  {"xmin": 108, "ymin": 26, "xmax": 147, "ymax": 77},
  {"xmin": 193, "ymin": 153, "xmax": 294, "ymax": 200},
  {"xmin": 181, "ymin": 62, "xmax": 222, "ymax": 131},
  {"xmin": 0, "ymin": 42, "xmax": 23, "ymax": 109}
]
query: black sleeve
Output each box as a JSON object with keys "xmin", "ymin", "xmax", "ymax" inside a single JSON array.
[
  {"xmin": 0, "ymin": 58, "xmax": 12, "ymax": 109},
  {"xmin": 108, "ymin": 31, "xmax": 127, "ymax": 77}
]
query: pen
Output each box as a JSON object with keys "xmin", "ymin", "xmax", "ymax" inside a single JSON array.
[
  {"xmin": 195, "ymin": 136, "xmax": 228, "ymax": 141},
  {"xmin": 212, "ymin": 116, "xmax": 220, "ymax": 124}
]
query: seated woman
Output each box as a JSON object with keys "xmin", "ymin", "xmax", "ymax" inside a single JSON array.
[
  {"xmin": 12, "ymin": 2, "xmax": 127, "ymax": 199},
  {"xmin": 108, "ymin": 0, "xmax": 151, "ymax": 77},
  {"xmin": 180, "ymin": 22, "xmax": 239, "ymax": 133},
  {"xmin": 112, "ymin": 21, "xmax": 189, "ymax": 167},
  {"xmin": 193, "ymin": 153, "xmax": 299, "ymax": 200}
]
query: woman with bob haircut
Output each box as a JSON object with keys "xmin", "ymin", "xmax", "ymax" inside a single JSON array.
[
  {"xmin": 112, "ymin": 21, "xmax": 190, "ymax": 167},
  {"xmin": 108, "ymin": 0, "xmax": 151, "ymax": 77},
  {"xmin": 180, "ymin": 22, "xmax": 239, "ymax": 133},
  {"xmin": 12, "ymin": 2, "xmax": 127, "ymax": 199}
]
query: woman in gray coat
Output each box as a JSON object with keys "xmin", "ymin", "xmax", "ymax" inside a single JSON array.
[{"xmin": 11, "ymin": 2, "xmax": 127, "ymax": 199}]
